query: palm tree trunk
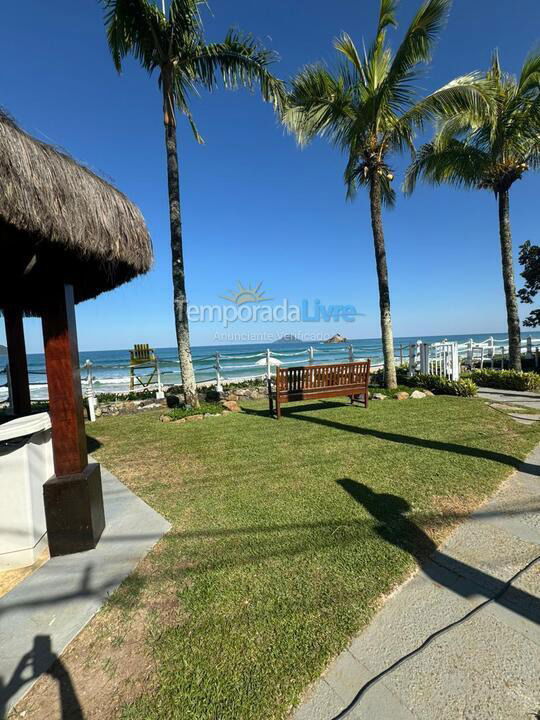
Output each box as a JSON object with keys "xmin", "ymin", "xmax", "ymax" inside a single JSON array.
[
  {"xmin": 498, "ymin": 190, "xmax": 521, "ymax": 371},
  {"xmin": 369, "ymin": 173, "xmax": 397, "ymax": 389},
  {"xmin": 163, "ymin": 84, "xmax": 199, "ymax": 407}
]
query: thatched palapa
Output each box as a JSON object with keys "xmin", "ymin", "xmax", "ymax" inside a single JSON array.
[{"xmin": 0, "ymin": 109, "xmax": 152, "ymax": 314}]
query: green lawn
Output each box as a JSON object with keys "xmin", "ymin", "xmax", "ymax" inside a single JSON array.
[{"xmin": 87, "ymin": 396, "xmax": 540, "ymax": 720}]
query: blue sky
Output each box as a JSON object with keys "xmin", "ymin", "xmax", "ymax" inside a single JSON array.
[{"xmin": 1, "ymin": 0, "xmax": 540, "ymax": 352}]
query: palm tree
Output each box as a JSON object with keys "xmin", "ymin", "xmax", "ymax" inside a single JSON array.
[
  {"xmin": 405, "ymin": 52, "xmax": 540, "ymax": 370},
  {"xmin": 102, "ymin": 0, "xmax": 285, "ymax": 405},
  {"xmin": 284, "ymin": 0, "xmax": 479, "ymax": 388}
]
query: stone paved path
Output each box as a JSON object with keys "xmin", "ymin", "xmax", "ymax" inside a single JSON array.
[
  {"xmin": 291, "ymin": 444, "xmax": 540, "ymax": 720},
  {"xmin": 0, "ymin": 462, "xmax": 170, "ymax": 716}
]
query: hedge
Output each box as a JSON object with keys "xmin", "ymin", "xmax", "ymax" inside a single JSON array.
[
  {"xmin": 414, "ymin": 374, "xmax": 478, "ymax": 397},
  {"xmin": 469, "ymin": 368, "xmax": 540, "ymax": 392}
]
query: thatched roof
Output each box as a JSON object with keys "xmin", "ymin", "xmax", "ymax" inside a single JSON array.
[{"xmin": 0, "ymin": 109, "xmax": 152, "ymax": 314}]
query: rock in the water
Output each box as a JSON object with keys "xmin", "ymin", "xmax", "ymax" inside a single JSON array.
[
  {"xmin": 185, "ymin": 414, "xmax": 204, "ymax": 422},
  {"xmin": 160, "ymin": 414, "xmax": 172, "ymax": 423},
  {"xmin": 221, "ymin": 400, "xmax": 241, "ymax": 412},
  {"xmin": 410, "ymin": 390, "xmax": 427, "ymax": 399},
  {"xmin": 371, "ymin": 393, "xmax": 386, "ymax": 401},
  {"xmin": 395, "ymin": 391, "xmax": 410, "ymax": 400}
]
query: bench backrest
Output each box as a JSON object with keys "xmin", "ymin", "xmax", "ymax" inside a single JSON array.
[
  {"xmin": 276, "ymin": 361, "xmax": 370, "ymax": 394},
  {"xmin": 130, "ymin": 344, "xmax": 155, "ymax": 364}
]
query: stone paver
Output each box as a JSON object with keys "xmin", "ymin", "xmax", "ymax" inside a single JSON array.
[
  {"xmin": 0, "ymin": 462, "xmax": 170, "ymax": 716},
  {"xmin": 291, "ymin": 444, "xmax": 540, "ymax": 720},
  {"xmin": 478, "ymin": 386, "xmax": 540, "ymax": 410}
]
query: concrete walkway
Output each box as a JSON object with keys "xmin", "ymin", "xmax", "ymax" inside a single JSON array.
[
  {"xmin": 0, "ymin": 462, "xmax": 170, "ymax": 717},
  {"xmin": 292, "ymin": 445, "xmax": 540, "ymax": 720},
  {"xmin": 478, "ymin": 386, "xmax": 540, "ymax": 409}
]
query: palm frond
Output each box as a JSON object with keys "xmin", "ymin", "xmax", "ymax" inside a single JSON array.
[
  {"xmin": 101, "ymin": 0, "xmax": 167, "ymax": 72},
  {"xmin": 369, "ymin": 0, "xmax": 398, "ymax": 60},
  {"xmin": 182, "ymin": 30, "xmax": 286, "ymax": 112},
  {"xmin": 518, "ymin": 50, "xmax": 540, "ymax": 95},
  {"xmin": 404, "ymin": 73, "xmax": 491, "ymax": 131},
  {"xmin": 284, "ymin": 65, "xmax": 355, "ymax": 147},
  {"xmin": 334, "ymin": 33, "xmax": 367, "ymax": 86},
  {"xmin": 404, "ymin": 140, "xmax": 489, "ymax": 194},
  {"xmin": 387, "ymin": 0, "xmax": 450, "ymax": 86}
]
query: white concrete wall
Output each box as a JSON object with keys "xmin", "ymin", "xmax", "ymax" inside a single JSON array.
[{"xmin": 0, "ymin": 414, "xmax": 53, "ymax": 570}]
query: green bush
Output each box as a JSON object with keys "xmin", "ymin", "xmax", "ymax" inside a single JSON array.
[
  {"xmin": 468, "ymin": 368, "xmax": 540, "ymax": 391},
  {"xmin": 96, "ymin": 389, "xmax": 156, "ymax": 403},
  {"xmin": 371, "ymin": 365, "xmax": 476, "ymax": 397},
  {"xmin": 371, "ymin": 365, "xmax": 409, "ymax": 386},
  {"xmin": 167, "ymin": 402, "xmax": 223, "ymax": 420},
  {"xmin": 414, "ymin": 374, "xmax": 478, "ymax": 397}
]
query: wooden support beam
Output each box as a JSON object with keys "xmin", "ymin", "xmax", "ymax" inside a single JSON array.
[
  {"xmin": 41, "ymin": 284, "xmax": 87, "ymax": 476},
  {"xmin": 41, "ymin": 284, "xmax": 105, "ymax": 556},
  {"xmin": 3, "ymin": 307, "xmax": 31, "ymax": 416}
]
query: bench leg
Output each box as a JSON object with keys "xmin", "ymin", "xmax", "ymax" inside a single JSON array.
[{"xmin": 276, "ymin": 396, "xmax": 282, "ymax": 420}]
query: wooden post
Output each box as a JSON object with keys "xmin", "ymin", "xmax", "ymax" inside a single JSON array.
[
  {"xmin": 41, "ymin": 284, "xmax": 105, "ymax": 556},
  {"xmin": 3, "ymin": 307, "xmax": 31, "ymax": 416}
]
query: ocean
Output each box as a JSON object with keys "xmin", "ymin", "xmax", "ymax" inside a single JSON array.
[{"xmin": 1, "ymin": 332, "xmax": 540, "ymax": 402}]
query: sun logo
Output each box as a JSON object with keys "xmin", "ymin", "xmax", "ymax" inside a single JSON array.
[{"xmin": 221, "ymin": 281, "xmax": 272, "ymax": 305}]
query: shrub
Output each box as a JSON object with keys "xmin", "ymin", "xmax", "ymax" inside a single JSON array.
[
  {"xmin": 371, "ymin": 365, "xmax": 409, "ymax": 386},
  {"xmin": 167, "ymin": 402, "xmax": 223, "ymax": 420},
  {"xmin": 414, "ymin": 374, "xmax": 478, "ymax": 397},
  {"xmin": 468, "ymin": 368, "xmax": 540, "ymax": 391},
  {"xmin": 97, "ymin": 389, "xmax": 157, "ymax": 403}
]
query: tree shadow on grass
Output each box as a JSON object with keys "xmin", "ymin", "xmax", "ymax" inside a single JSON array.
[
  {"xmin": 336, "ymin": 478, "xmax": 540, "ymax": 625},
  {"xmin": 241, "ymin": 404, "xmax": 538, "ymax": 473}
]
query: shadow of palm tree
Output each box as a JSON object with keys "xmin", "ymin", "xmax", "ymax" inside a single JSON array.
[
  {"xmin": 241, "ymin": 404, "xmax": 537, "ymax": 472},
  {"xmin": 336, "ymin": 478, "xmax": 540, "ymax": 624}
]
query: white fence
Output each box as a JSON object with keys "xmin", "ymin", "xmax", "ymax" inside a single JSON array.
[
  {"xmin": 408, "ymin": 341, "xmax": 460, "ymax": 380},
  {"xmin": 4, "ymin": 335, "xmax": 540, "ymax": 419}
]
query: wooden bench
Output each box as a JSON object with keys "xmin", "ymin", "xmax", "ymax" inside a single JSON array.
[{"xmin": 268, "ymin": 361, "xmax": 371, "ymax": 419}]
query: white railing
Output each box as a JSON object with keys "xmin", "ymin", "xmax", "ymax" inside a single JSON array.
[{"xmin": 3, "ymin": 335, "xmax": 540, "ymax": 420}]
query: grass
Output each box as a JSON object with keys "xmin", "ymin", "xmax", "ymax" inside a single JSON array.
[{"xmin": 86, "ymin": 395, "xmax": 540, "ymax": 720}]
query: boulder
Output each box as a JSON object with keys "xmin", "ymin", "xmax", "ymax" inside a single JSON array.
[
  {"xmin": 423, "ymin": 389, "xmax": 435, "ymax": 396},
  {"xmin": 410, "ymin": 390, "xmax": 427, "ymax": 399},
  {"xmin": 166, "ymin": 394, "xmax": 182, "ymax": 408},
  {"xmin": 395, "ymin": 391, "xmax": 410, "ymax": 401},
  {"xmin": 160, "ymin": 414, "xmax": 172, "ymax": 423},
  {"xmin": 371, "ymin": 393, "xmax": 386, "ymax": 401},
  {"xmin": 221, "ymin": 400, "xmax": 241, "ymax": 413},
  {"xmin": 185, "ymin": 414, "xmax": 204, "ymax": 422},
  {"xmin": 173, "ymin": 417, "xmax": 186, "ymax": 424},
  {"xmin": 205, "ymin": 389, "xmax": 222, "ymax": 402}
]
